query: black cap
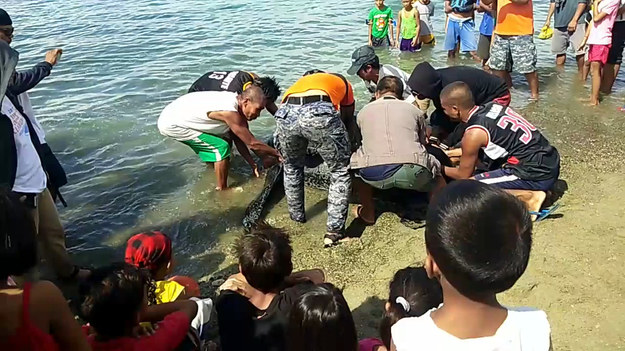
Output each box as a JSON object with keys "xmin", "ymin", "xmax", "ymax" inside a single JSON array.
[
  {"xmin": 347, "ymin": 45, "xmax": 377, "ymax": 75},
  {"xmin": 0, "ymin": 9, "xmax": 12, "ymax": 26}
]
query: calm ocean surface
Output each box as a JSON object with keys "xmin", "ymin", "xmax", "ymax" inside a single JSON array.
[{"xmin": 3, "ymin": 0, "xmax": 623, "ymax": 275}]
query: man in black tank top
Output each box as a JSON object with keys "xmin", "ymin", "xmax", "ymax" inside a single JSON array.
[
  {"xmin": 189, "ymin": 71, "xmax": 281, "ymax": 115},
  {"xmin": 439, "ymin": 82, "xmax": 560, "ymax": 215}
]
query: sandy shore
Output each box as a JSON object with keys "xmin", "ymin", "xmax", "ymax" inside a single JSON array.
[{"xmin": 203, "ymin": 101, "xmax": 625, "ymax": 350}]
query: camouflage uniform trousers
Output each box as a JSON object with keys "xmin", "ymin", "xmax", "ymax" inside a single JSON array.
[
  {"xmin": 274, "ymin": 101, "xmax": 351, "ymax": 233},
  {"xmin": 488, "ymin": 34, "xmax": 537, "ymax": 74}
]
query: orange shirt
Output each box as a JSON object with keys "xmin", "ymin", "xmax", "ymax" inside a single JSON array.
[
  {"xmin": 282, "ymin": 73, "xmax": 355, "ymax": 110},
  {"xmin": 494, "ymin": 0, "xmax": 534, "ymax": 36}
]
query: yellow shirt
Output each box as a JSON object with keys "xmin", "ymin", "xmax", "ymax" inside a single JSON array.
[{"xmin": 155, "ymin": 280, "xmax": 186, "ymax": 304}]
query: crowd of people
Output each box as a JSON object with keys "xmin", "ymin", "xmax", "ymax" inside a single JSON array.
[
  {"xmin": 3, "ymin": 0, "xmax": 618, "ymax": 348},
  {"xmin": 368, "ymin": 0, "xmax": 625, "ymax": 104}
]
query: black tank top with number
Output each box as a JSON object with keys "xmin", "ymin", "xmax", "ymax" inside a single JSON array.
[
  {"xmin": 466, "ymin": 102, "xmax": 560, "ymax": 180},
  {"xmin": 188, "ymin": 71, "xmax": 257, "ymax": 93}
]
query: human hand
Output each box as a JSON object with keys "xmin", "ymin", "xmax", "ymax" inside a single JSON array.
[
  {"xmin": 44, "ymin": 49, "xmax": 62, "ymax": 66},
  {"xmin": 368, "ymin": 39, "xmax": 373, "ymax": 46},
  {"xmin": 219, "ymin": 275, "xmax": 253, "ymax": 298},
  {"xmin": 567, "ymin": 20, "xmax": 577, "ymax": 32},
  {"xmin": 579, "ymin": 38, "xmax": 587, "ymax": 51},
  {"xmin": 132, "ymin": 323, "xmax": 156, "ymax": 338},
  {"xmin": 411, "ymin": 37, "xmax": 419, "ymax": 47},
  {"xmin": 251, "ymin": 164, "xmax": 260, "ymax": 177}
]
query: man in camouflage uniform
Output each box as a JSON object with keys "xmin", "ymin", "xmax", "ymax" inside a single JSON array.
[{"xmin": 275, "ymin": 71, "xmax": 355, "ymax": 247}]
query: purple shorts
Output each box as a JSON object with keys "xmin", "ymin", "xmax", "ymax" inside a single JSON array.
[{"xmin": 400, "ymin": 38, "xmax": 421, "ymax": 52}]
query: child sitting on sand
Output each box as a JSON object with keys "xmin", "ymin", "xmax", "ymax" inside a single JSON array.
[
  {"xmin": 391, "ymin": 181, "xmax": 552, "ymax": 350},
  {"xmin": 288, "ymin": 283, "xmax": 359, "ymax": 351},
  {"xmin": 369, "ymin": 0, "xmax": 395, "ymax": 47},
  {"xmin": 0, "ymin": 190, "xmax": 91, "ymax": 351},
  {"xmin": 79, "ymin": 263, "xmax": 200, "ymax": 351},
  {"xmin": 125, "ymin": 231, "xmax": 199, "ymax": 303},
  {"xmin": 396, "ymin": 0, "xmax": 421, "ymax": 52},
  {"xmin": 414, "ymin": 0, "xmax": 436, "ymax": 45},
  {"xmin": 216, "ymin": 222, "xmax": 325, "ymax": 351},
  {"xmin": 359, "ymin": 266, "xmax": 442, "ymax": 351}
]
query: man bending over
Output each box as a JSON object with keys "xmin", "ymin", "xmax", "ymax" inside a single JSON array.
[
  {"xmin": 440, "ymin": 82, "xmax": 560, "ymax": 215},
  {"xmin": 158, "ymin": 85, "xmax": 281, "ymax": 190}
]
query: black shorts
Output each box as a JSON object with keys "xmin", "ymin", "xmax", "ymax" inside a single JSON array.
[
  {"xmin": 477, "ymin": 34, "xmax": 492, "ymax": 61},
  {"xmin": 607, "ymin": 21, "xmax": 625, "ymax": 65},
  {"xmin": 371, "ymin": 36, "xmax": 391, "ymax": 47}
]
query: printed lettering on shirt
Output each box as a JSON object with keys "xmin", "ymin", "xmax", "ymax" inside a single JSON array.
[
  {"xmin": 209, "ymin": 71, "xmax": 228, "ymax": 81},
  {"xmin": 486, "ymin": 104, "xmax": 503, "ymax": 119},
  {"xmin": 220, "ymin": 71, "xmax": 240, "ymax": 90},
  {"xmin": 497, "ymin": 107, "xmax": 536, "ymax": 144},
  {"xmin": 2, "ymin": 100, "xmax": 26, "ymax": 135}
]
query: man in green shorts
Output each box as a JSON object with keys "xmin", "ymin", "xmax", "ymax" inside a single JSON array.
[
  {"xmin": 350, "ymin": 76, "xmax": 445, "ymax": 225},
  {"xmin": 157, "ymin": 85, "xmax": 281, "ymax": 190}
]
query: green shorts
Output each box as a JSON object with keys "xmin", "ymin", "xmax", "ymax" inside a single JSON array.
[
  {"xmin": 180, "ymin": 133, "xmax": 231, "ymax": 163},
  {"xmin": 360, "ymin": 164, "xmax": 434, "ymax": 192}
]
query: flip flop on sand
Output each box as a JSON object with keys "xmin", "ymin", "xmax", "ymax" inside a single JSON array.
[
  {"xmin": 352, "ymin": 205, "xmax": 375, "ymax": 226},
  {"xmin": 530, "ymin": 203, "xmax": 561, "ymax": 222},
  {"xmin": 323, "ymin": 232, "xmax": 349, "ymax": 248}
]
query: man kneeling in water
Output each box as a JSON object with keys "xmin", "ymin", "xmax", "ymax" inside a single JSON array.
[
  {"xmin": 351, "ymin": 76, "xmax": 446, "ymax": 225},
  {"xmin": 157, "ymin": 85, "xmax": 281, "ymax": 190},
  {"xmin": 440, "ymin": 82, "xmax": 560, "ymax": 215}
]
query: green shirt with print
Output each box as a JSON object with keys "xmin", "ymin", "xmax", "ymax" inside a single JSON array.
[{"xmin": 368, "ymin": 6, "xmax": 393, "ymax": 39}]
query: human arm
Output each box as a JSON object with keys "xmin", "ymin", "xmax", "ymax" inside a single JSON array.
[
  {"xmin": 388, "ymin": 13, "xmax": 396, "ymax": 46},
  {"xmin": 544, "ymin": 2, "xmax": 556, "ymax": 27},
  {"xmin": 444, "ymin": 0, "xmax": 453, "ymax": 13},
  {"xmin": 579, "ymin": 19, "xmax": 591, "ymax": 48},
  {"xmin": 396, "ymin": 10, "xmax": 403, "ymax": 47},
  {"xmin": 368, "ymin": 11, "xmax": 374, "ymax": 45},
  {"xmin": 266, "ymin": 100, "xmax": 278, "ymax": 115},
  {"xmin": 568, "ymin": 2, "xmax": 588, "ymax": 31},
  {"xmin": 232, "ymin": 132, "xmax": 260, "ymax": 177},
  {"xmin": 443, "ymin": 128, "xmax": 487, "ymax": 179},
  {"xmin": 284, "ymin": 269, "xmax": 326, "ymax": 286},
  {"xmin": 9, "ymin": 49, "xmax": 62, "ymax": 95},
  {"xmin": 39, "ymin": 281, "xmax": 91, "ymax": 351},
  {"xmin": 619, "ymin": 4, "xmax": 625, "ymax": 16},
  {"xmin": 141, "ymin": 299, "xmax": 198, "ymax": 323},
  {"xmin": 594, "ymin": 0, "xmax": 618, "ymax": 22},
  {"xmin": 209, "ymin": 111, "xmax": 282, "ymax": 160},
  {"xmin": 413, "ymin": 9, "xmax": 421, "ymax": 46}
]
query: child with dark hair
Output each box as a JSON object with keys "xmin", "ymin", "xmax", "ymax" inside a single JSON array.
[
  {"xmin": 360, "ymin": 266, "xmax": 442, "ymax": 351},
  {"xmin": 79, "ymin": 263, "xmax": 199, "ymax": 351},
  {"xmin": 391, "ymin": 180, "xmax": 551, "ymax": 350},
  {"xmin": 0, "ymin": 189, "xmax": 91, "ymax": 351},
  {"xmin": 287, "ymin": 283, "xmax": 358, "ymax": 351},
  {"xmin": 216, "ymin": 222, "xmax": 324, "ymax": 351}
]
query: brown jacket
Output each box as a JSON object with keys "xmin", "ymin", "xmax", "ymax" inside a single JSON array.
[{"xmin": 350, "ymin": 96, "xmax": 441, "ymax": 176}]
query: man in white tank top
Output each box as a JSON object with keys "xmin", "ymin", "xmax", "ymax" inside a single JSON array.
[{"xmin": 157, "ymin": 85, "xmax": 281, "ymax": 190}]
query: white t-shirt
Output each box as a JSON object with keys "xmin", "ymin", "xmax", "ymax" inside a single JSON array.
[
  {"xmin": 415, "ymin": 1, "xmax": 435, "ymax": 36},
  {"xmin": 157, "ymin": 91, "xmax": 239, "ymax": 141},
  {"xmin": 391, "ymin": 307, "xmax": 551, "ymax": 351},
  {"xmin": 366, "ymin": 64, "xmax": 416, "ymax": 103},
  {"xmin": 2, "ymin": 98, "xmax": 47, "ymax": 193},
  {"xmin": 17, "ymin": 93, "xmax": 46, "ymax": 144}
]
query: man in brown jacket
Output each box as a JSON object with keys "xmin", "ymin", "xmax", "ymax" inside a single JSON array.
[{"xmin": 350, "ymin": 76, "xmax": 446, "ymax": 225}]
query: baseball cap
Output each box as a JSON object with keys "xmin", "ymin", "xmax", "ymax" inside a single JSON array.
[
  {"xmin": 347, "ymin": 45, "xmax": 378, "ymax": 75},
  {"xmin": 0, "ymin": 9, "xmax": 12, "ymax": 26}
]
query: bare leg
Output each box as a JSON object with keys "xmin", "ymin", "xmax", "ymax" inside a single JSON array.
[
  {"xmin": 505, "ymin": 189, "xmax": 547, "ymax": 220},
  {"xmin": 525, "ymin": 71, "xmax": 540, "ymax": 100},
  {"xmin": 589, "ymin": 61, "xmax": 602, "ymax": 105},
  {"xmin": 575, "ymin": 54, "xmax": 585, "ymax": 80},
  {"xmin": 493, "ymin": 70, "xmax": 513, "ymax": 89},
  {"xmin": 354, "ymin": 178, "xmax": 376, "ymax": 224},
  {"xmin": 582, "ymin": 60, "xmax": 591, "ymax": 82},
  {"xmin": 600, "ymin": 63, "xmax": 620, "ymax": 94},
  {"xmin": 555, "ymin": 54, "xmax": 566, "ymax": 70},
  {"xmin": 214, "ymin": 158, "xmax": 230, "ymax": 190}
]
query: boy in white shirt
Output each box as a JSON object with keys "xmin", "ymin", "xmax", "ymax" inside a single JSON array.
[{"xmin": 391, "ymin": 180, "xmax": 551, "ymax": 351}]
